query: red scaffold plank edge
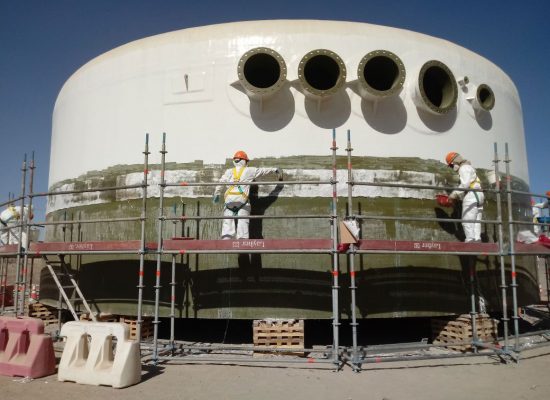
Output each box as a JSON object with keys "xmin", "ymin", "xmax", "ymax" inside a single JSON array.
[
  {"xmin": 356, "ymin": 240, "xmax": 499, "ymax": 253},
  {"xmin": 163, "ymin": 239, "xmax": 333, "ymax": 251},
  {"xmin": 30, "ymin": 241, "xmax": 158, "ymax": 253},
  {"xmin": 0, "ymin": 244, "xmax": 19, "ymax": 254},
  {"xmin": 514, "ymin": 242, "xmax": 550, "ymax": 255}
]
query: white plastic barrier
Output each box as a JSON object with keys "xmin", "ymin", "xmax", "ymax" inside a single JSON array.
[{"xmin": 58, "ymin": 321, "xmax": 141, "ymax": 388}]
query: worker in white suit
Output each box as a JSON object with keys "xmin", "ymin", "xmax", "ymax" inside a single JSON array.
[
  {"xmin": 533, "ymin": 191, "xmax": 550, "ymax": 234},
  {"xmin": 0, "ymin": 204, "xmax": 33, "ymax": 247},
  {"xmin": 445, "ymin": 152, "xmax": 485, "ymax": 242},
  {"xmin": 213, "ymin": 150, "xmax": 282, "ymax": 239}
]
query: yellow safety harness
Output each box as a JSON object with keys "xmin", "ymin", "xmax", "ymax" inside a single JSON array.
[
  {"xmin": 469, "ymin": 176, "xmax": 482, "ymax": 206},
  {"xmin": 224, "ymin": 167, "xmax": 248, "ymax": 215},
  {"xmin": 225, "ymin": 167, "xmax": 248, "ymax": 201}
]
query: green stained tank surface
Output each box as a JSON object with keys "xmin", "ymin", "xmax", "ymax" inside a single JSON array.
[{"xmin": 40, "ymin": 156, "xmax": 538, "ymax": 319}]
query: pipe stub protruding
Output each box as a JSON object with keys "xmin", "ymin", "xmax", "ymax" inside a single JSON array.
[
  {"xmin": 416, "ymin": 60, "xmax": 458, "ymax": 115},
  {"xmin": 357, "ymin": 50, "xmax": 406, "ymax": 100},
  {"xmin": 298, "ymin": 49, "xmax": 347, "ymax": 98},
  {"xmin": 238, "ymin": 47, "xmax": 287, "ymax": 98},
  {"xmin": 473, "ymin": 83, "xmax": 495, "ymax": 111}
]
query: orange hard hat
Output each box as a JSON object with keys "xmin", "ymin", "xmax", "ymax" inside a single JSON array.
[
  {"xmin": 233, "ymin": 150, "xmax": 249, "ymax": 161},
  {"xmin": 546, "ymin": 190, "xmax": 550, "ymax": 197},
  {"xmin": 445, "ymin": 152, "xmax": 459, "ymax": 165}
]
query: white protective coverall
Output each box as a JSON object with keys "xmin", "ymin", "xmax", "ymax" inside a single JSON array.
[
  {"xmin": 0, "ymin": 205, "xmax": 31, "ymax": 247},
  {"xmin": 449, "ymin": 163, "xmax": 484, "ymax": 242},
  {"xmin": 214, "ymin": 162, "xmax": 280, "ymax": 239},
  {"xmin": 533, "ymin": 199, "xmax": 549, "ymax": 234}
]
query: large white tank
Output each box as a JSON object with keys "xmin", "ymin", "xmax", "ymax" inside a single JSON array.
[{"xmin": 45, "ymin": 20, "xmax": 535, "ymax": 319}]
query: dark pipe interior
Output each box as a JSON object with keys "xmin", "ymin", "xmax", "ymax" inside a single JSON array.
[
  {"xmin": 422, "ymin": 66, "xmax": 455, "ymax": 108},
  {"xmin": 243, "ymin": 53, "xmax": 281, "ymax": 89},
  {"xmin": 478, "ymin": 87, "xmax": 494, "ymax": 109},
  {"xmin": 363, "ymin": 56, "xmax": 399, "ymax": 91},
  {"xmin": 303, "ymin": 55, "xmax": 340, "ymax": 91}
]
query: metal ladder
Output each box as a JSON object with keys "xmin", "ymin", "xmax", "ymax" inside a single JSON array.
[{"xmin": 42, "ymin": 254, "xmax": 96, "ymax": 322}]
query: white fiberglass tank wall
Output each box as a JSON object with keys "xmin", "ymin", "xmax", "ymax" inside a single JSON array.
[{"xmin": 45, "ymin": 20, "xmax": 535, "ymax": 319}]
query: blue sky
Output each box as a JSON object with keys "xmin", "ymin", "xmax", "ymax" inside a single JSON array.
[{"xmin": 1, "ymin": 0, "xmax": 548, "ymax": 220}]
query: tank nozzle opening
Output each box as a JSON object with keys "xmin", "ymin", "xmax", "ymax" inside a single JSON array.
[
  {"xmin": 415, "ymin": 60, "xmax": 458, "ymax": 115},
  {"xmin": 298, "ymin": 49, "xmax": 346, "ymax": 98},
  {"xmin": 458, "ymin": 76, "xmax": 469, "ymax": 86},
  {"xmin": 357, "ymin": 50, "xmax": 405, "ymax": 100},
  {"xmin": 471, "ymin": 83, "xmax": 495, "ymax": 112},
  {"xmin": 237, "ymin": 47, "xmax": 287, "ymax": 99}
]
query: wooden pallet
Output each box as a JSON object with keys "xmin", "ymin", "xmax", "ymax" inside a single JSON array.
[
  {"xmin": 27, "ymin": 302, "xmax": 59, "ymax": 326},
  {"xmin": 253, "ymin": 319, "xmax": 304, "ymax": 355},
  {"xmin": 79, "ymin": 313, "xmax": 118, "ymax": 322},
  {"xmin": 120, "ymin": 316, "xmax": 154, "ymax": 340},
  {"xmin": 432, "ymin": 314, "xmax": 498, "ymax": 352}
]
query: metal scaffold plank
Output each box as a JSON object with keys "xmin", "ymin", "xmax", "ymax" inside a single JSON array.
[
  {"xmin": 356, "ymin": 240, "xmax": 500, "ymax": 253},
  {"xmin": 513, "ymin": 242, "xmax": 550, "ymax": 255},
  {"xmin": 163, "ymin": 238, "xmax": 333, "ymax": 252},
  {"xmin": 29, "ymin": 240, "xmax": 157, "ymax": 253},
  {"xmin": 0, "ymin": 245, "xmax": 19, "ymax": 255}
]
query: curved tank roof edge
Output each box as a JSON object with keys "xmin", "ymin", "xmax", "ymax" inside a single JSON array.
[{"xmin": 54, "ymin": 19, "xmax": 518, "ymax": 111}]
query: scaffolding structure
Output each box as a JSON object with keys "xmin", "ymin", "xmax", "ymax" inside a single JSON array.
[{"xmin": 0, "ymin": 130, "xmax": 549, "ymax": 371}]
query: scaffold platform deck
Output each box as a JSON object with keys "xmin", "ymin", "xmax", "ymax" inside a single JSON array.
[{"xmin": 2, "ymin": 239, "xmax": 550, "ymax": 256}]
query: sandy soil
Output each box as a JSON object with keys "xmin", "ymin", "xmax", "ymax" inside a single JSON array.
[{"xmin": 2, "ymin": 345, "xmax": 549, "ymax": 400}]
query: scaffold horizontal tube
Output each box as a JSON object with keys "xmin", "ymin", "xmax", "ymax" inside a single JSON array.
[
  {"xmin": 354, "ymin": 214, "xmax": 500, "ymax": 225},
  {"xmin": 165, "ymin": 214, "xmax": 330, "ymax": 221},
  {"xmin": 350, "ymin": 181, "xmax": 491, "ymax": 193},
  {"xmin": 506, "ymin": 188, "xmax": 550, "ymax": 198},
  {"xmin": 156, "ymin": 356, "xmax": 334, "ymax": 365},
  {"xmin": 165, "ymin": 180, "xmax": 335, "ymax": 187},
  {"xmin": 0, "ymin": 196, "xmax": 25, "ymax": 208},
  {"xmin": 30, "ymin": 183, "xmax": 145, "ymax": 197},
  {"xmin": 28, "ymin": 217, "xmax": 142, "ymax": 226}
]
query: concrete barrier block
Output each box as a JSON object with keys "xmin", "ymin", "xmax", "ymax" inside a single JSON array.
[
  {"xmin": 0, "ymin": 316, "xmax": 56, "ymax": 378},
  {"xmin": 58, "ymin": 321, "xmax": 141, "ymax": 388}
]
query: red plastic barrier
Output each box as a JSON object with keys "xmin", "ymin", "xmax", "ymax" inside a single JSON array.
[{"xmin": 0, "ymin": 316, "xmax": 56, "ymax": 378}]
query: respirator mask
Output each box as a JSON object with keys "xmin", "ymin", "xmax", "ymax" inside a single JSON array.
[{"xmin": 233, "ymin": 159, "xmax": 246, "ymax": 167}]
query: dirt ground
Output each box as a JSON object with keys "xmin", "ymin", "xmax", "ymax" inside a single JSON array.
[{"xmin": 2, "ymin": 345, "xmax": 549, "ymax": 400}]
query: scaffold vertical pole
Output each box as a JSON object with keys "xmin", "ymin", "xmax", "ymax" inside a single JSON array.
[
  {"xmin": 469, "ymin": 259, "xmax": 479, "ymax": 353},
  {"xmin": 330, "ymin": 128, "xmax": 340, "ymax": 368},
  {"xmin": 345, "ymin": 129, "xmax": 359, "ymax": 370},
  {"xmin": 57, "ymin": 211, "xmax": 67, "ymax": 334},
  {"xmin": 14, "ymin": 154, "xmax": 27, "ymax": 317},
  {"xmin": 20, "ymin": 152, "xmax": 35, "ymax": 316},
  {"xmin": 504, "ymin": 143, "xmax": 520, "ymax": 350},
  {"xmin": 493, "ymin": 143, "xmax": 509, "ymax": 351},
  {"xmin": 153, "ymin": 132, "xmax": 167, "ymax": 364},
  {"xmin": 137, "ymin": 133, "xmax": 150, "ymax": 346},
  {"xmin": 170, "ymin": 253, "xmax": 176, "ymax": 351},
  {"xmin": 0, "ymin": 258, "xmax": 7, "ymax": 313}
]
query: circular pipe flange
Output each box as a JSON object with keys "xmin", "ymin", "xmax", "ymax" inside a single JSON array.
[
  {"xmin": 475, "ymin": 83, "xmax": 495, "ymax": 111},
  {"xmin": 357, "ymin": 50, "xmax": 406, "ymax": 99},
  {"xmin": 237, "ymin": 47, "xmax": 287, "ymax": 98},
  {"xmin": 417, "ymin": 60, "xmax": 458, "ymax": 114},
  {"xmin": 298, "ymin": 49, "xmax": 347, "ymax": 98}
]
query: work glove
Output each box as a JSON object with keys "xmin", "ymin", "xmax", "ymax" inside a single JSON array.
[
  {"xmin": 436, "ymin": 194, "xmax": 454, "ymax": 208},
  {"xmin": 276, "ymin": 168, "xmax": 283, "ymax": 181},
  {"xmin": 212, "ymin": 194, "xmax": 220, "ymax": 204}
]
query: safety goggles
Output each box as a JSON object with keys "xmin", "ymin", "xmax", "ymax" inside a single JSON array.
[{"xmin": 233, "ymin": 158, "xmax": 244, "ymax": 162}]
